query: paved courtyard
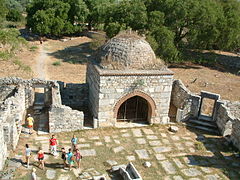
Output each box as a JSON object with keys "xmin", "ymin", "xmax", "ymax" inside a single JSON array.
[{"xmin": 4, "ymin": 125, "xmax": 240, "ymax": 180}]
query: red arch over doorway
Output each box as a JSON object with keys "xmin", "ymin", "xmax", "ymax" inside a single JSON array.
[{"xmin": 113, "ymin": 91, "xmax": 156, "ymax": 119}]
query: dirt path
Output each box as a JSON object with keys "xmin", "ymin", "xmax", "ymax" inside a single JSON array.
[{"xmin": 35, "ymin": 43, "xmax": 49, "ymax": 80}]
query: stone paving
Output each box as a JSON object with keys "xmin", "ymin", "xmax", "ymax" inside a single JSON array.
[{"xmin": 5, "ymin": 126, "xmax": 240, "ymax": 180}]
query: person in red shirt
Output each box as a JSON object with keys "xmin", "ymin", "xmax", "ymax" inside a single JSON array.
[
  {"xmin": 37, "ymin": 148, "xmax": 45, "ymax": 170},
  {"xmin": 49, "ymin": 135, "xmax": 57, "ymax": 156}
]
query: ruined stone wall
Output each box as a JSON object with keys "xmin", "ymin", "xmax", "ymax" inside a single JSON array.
[
  {"xmin": 215, "ymin": 102, "xmax": 240, "ymax": 150},
  {"xmin": 170, "ymin": 80, "xmax": 201, "ymax": 121},
  {"xmin": 95, "ymin": 71, "xmax": 173, "ymax": 127},
  {"xmin": 0, "ymin": 125, "xmax": 7, "ymax": 170},
  {"xmin": 58, "ymin": 81, "xmax": 88, "ymax": 110},
  {"xmin": 49, "ymin": 83, "xmax": 84, "ymax": 133}
]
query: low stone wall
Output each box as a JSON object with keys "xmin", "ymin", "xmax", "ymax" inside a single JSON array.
[
  {"xmin": 0, "ymin": 125, "xmax": 8, "ymax": 170},
  {"xmin": 58, "ymin": 81, "xmax": 88, "ymax": 110},
  {"xmin": 216, "ymin": 101, "xmax": 240, "ymax": 150},
  {"xmin": 170, "ymin": 80, "xmax": 200, "ymax": 121}
]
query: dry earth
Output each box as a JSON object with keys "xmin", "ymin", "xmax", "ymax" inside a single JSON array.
[{"xmin": 0, "ymin": 36, "xmax": 239, "ymax": 101}]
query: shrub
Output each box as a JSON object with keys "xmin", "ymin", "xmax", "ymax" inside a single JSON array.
[{"xmin": 52, "ymin": 61, "xmax": 61, "ymax": 66}]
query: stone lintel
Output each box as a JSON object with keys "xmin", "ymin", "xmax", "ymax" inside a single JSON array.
[{"xmin": 200, "ymin": 91, "xmax": 220, "ymax": 100}]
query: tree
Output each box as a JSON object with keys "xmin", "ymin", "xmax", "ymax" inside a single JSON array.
[
  {"xmin": 0, "ymin": 0, "xmax": 8, "ymax": 24},
  {"xmin": 6, "ymin": 9, "xmax": 23, "ymax": 22},
  {"xmin": 104, "ymin": 0, "xmax": 147, "ymax": 36}
]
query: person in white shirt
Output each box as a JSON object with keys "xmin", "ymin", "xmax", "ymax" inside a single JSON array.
[{"xmin": 25, "ymin": 144, "xmax": 31, "ymax": 168}]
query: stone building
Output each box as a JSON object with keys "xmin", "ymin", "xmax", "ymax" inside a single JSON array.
[{"xmin": 87, "ymin": 33, "xmax": 174, "ymax": 127}]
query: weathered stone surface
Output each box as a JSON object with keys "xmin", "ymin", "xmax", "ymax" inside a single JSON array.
[
  {"xmin": 95, "ymin": 142, "xmax": 103, "ymax": 146},
  {"xmin": 135, "ymin": 149, "xmax": 149, "ymax": 159},
  {"xmin": 106, "ymin": 160, "xmax": 118, "ymax": 166},
  {"xmin": 149, "ymin": 141, "xmax": 161, "ymax": 146},
  {"xmin": 58, "ymin": 174, "xmax": 71, "ymax": 180},
  {"xmin": 46, "ymin": 169, "xmax": 56, "ymax": 179},
  {"xmin": 113, "ymin": 146, "xmax": 124, "ymax": 153},
  {"xmin": 160, "ymin": 161, "xmax": 176, "ymax": 174},
  {"xmin": 204, "ymin": 174, "xmax": 220, "ymax": 180},
  {"xmin": 78, "ymin": 144, "xmax": 90, "ymax": 148},
  {"xmin": 142, "ymin": 129, "xmax": 154, "ymax": 135},
  {"xmin": 136, "ymin": 138, "xmax": 147, "ymax": 145},
  {"xmin": 104, "ymin": 136, "xmax": 111, "ymax": 143},
  {"xmin": 173, "ymin": 158, "xmax": 184, "ymax": 168},
  {"xmin": 122, "ymin": 133, "xmax": 131, "ymax": 137},
  {"xmin": 173, "ymin": 176, "xmax": 184, "ymax": 180},
  {"xmin": 126, "ymin": 156, "xmax": 135, "ymax": 161},
  {"xmin": 155, "ymin": 154, "xmax": 166, "ymax": 161},
  {"xmin": 132, "ymin": 129, "xmax": 142, "ymax": 137},
  {"xmin": 80, "ymin": 149, "xmax": 96, "ymax": 156},
  {"xmin": 153, "ymin": 147, "xmax": 171, "ymax": 153},
  {"xmin": 146, "ymin": 135, "xmax": 158, "ymax": 140},
  {"xmin": 112, "ymin": 164, "xmax": 127, "ymax": 171},
  {"xmin": 181, "ymin": 168, "xmax": 202, "ymax": 177}
]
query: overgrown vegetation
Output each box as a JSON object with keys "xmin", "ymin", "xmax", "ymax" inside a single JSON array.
[
  {"xmin": 52, "ymin": 61, "xmax": 61, "ymax": 66},
  {"xmin": 24, "ymin": 0, "xmax": 240, "ymax": 63}
]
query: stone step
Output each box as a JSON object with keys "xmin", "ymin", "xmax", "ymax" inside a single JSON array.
[
  {"xmin": 188, "ymin": 119, "xmax": 217, "ymax": 128},
  {"xmin": 198, "ymin": 115, "xmax": 213, "ymax": 122},
  {"xmin": 183, "ymin": 123, "xmax": 219, "ymax": 135}
]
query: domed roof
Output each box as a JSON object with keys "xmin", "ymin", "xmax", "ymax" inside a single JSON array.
[{"xmin": 96, "ymin": 32, "xmax": 160, "ymax": 70}]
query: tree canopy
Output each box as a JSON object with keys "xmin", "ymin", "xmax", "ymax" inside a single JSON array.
[{"xmin": 25, "ymin": 0, "xmax": 240, "ymax": 62}]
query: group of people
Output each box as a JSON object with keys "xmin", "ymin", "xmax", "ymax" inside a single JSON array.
[{"xmin": 25, "ymin": 134, "xmax": 82, "ymax": 171}]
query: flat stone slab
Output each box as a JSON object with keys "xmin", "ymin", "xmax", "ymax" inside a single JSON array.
[
  {"xmin": 173, "ymin": 176, "xmax": 184, "ymax": 180},
  {"xmin": 142, "ymin": 129, "xmax": 154, "ymax": 134},
  {"xmin": 90, "ymin": 136, "xmax": 100, "ymax": 140},
  {"xmin": 160, "ymin": 161, "xmax": 176, "ymax": 174},
  {"xmin": 181, "ymin": 168, "xmax": 202, "ymax": 177},
  {"xmin": 104, "ymin": 136, "xmax": 111, "ymax": 143},
  {"xmin": 162, "ymin": 139, "xmax": 170, "ymax": 144},
  {"xmin": 58, "ymin": 174, "xmax": 71, "ymax": 180},
  {"xmin": 114, "ymin": 140, "xmax": 120, "ymax": 144},
  {"xmin": 171, "ymin": 136, "xmax": 180, "ymax": 141},
  {"xmin": 106, "ymin": 160, "xmax": 118, "ymax": 166},
  {"xmin": 149, "ymin": 140, "xmax": 161, "ymax": 146},
  {"xmin": 95, "ymin": 142, "xmax": 103, "ymax": 146},
  {"xmin": 112, "ymin": 164, "xmax": 127, "ymax": 171},
  {"xmin": 112, "ymin": 135, "xmax": 119, "ymax": 138},
  {"xmin": 78, "ymin": 138, "xmax": 86, "ymax": 142},
  {"xmin": 126, "ymin": 155, "xmax": 136, "ymax": 161},
  {"xmin": 79, "ymin": 172, "xmax": 91, "ymax": 179},
  {"xmin": 8, "ymin": 160, "xmax": 22, "ymax": 168},
  {"xmin": 135, "ymin": 149, "xmax": 149, "ymax": 159},
  {"xmin": 204, "ymin": 174, "xmax": 220, "ymax": 180},
  {"xmin": 35, "ymin": 136, "xmax": 49, "ymax": 141},
  {"xmin": 153, "ymin": 147, "xmax": 171, "ymax": 153},
  {"xmin": 46, "ymin": 169, "xmax": 56, "ymax": 179},
  {"xmin": 155, "ymin": 154, "xmax": 166, "ymax": 161},
  {"xmin": 80, "ymin": 149, "xmax": 96, "ymax": 156},
  {"xmin": 160, "ymin": 133, "xmax": 167, "ymax": 137},
  {"xmin": 113, "ymin": 146, "xmax": 124, "ymax": 153},
  {"xmin": 146, "ymin": 135, "xmax": 158, "ymax": 140},
  {"xmin": 185, "ymin": 141, "xmax": 194, "ymax": 146},
  {"xmin": 173, "ymin": 158, "xmax": 185, "ymax": 168},
  {"xmin": 136, "ymin": 138, "xmax": 147, "ymax": 144},
  {"xmin": 78, "ymin": 144, "xmax": 90, "ymax": 148},
  {"xmin": 132, "ymin": 129, "xmax": 142, "ymax": 137},
  {"xmin": 122, "ymin": 133, "xmax": 131, "ymax": 137}
]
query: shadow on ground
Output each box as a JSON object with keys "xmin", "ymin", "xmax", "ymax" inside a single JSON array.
[
  {"xmin": 174, "ymin": 50, "xmax": 240, "ymax": 75},
  {"xmin": 186, "ymin": 126, "xmax": 240, "ymax": 179},
  {"xmin": 48, "ymin": 42, "xmax": 94, "ymax": 64}
]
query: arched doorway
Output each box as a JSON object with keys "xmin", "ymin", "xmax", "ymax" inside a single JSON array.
[{"xmin": 117, "ymin": 96, "xmax": 149, "ymax": 123}]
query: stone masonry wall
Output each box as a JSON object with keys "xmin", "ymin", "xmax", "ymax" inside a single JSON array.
[
  {"xmin": 215, "ymin": 102, "xmax": 240, "ymax": 150},
  {"xmin": 49, "ymin": 83, "xmax": 84, "ymax": 133},
  {"xmin": 0, "ymin": 126, "xmax": 7, "ymax": 170},
  {"xmin": 86, "ymin": 63, "xmax": 100, "ymax": 119},
  {"xmin": 170, "ymin": 80, "xmax": 201, "ymax": 121},
  {"xmin": 96, "ymin": 71, "xmax": 173, "ymax": 127},
  {"xmin": 58, "ymin": 81, "xmax": 88, "ymax": 110}
]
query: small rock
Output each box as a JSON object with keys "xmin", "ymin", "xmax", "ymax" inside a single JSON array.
[
  {"xmin": 169, "ymin": 126, "xmax": 179, "ymax": 133},
  {"xmin": 143, "ymin": 161, "xmax": 151, "ymax": 168}
]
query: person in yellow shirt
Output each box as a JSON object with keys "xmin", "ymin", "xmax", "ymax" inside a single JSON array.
[{"xmin": 26, "ymin": 114, "xmax": 34, "ymax": 135}]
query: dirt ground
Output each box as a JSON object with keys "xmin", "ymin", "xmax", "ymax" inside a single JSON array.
[{"xmin": 0, "ymin": 36, "xmax": 239, "ymax": 101}]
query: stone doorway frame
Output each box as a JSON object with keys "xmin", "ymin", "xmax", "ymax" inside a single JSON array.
[
  {"xmin": 198, "ymin": 91, "xmax": 220, "ymax": 119},
  {"xmin": 113, "ymin": 91, "xmax": 156, "ymax": 124}
]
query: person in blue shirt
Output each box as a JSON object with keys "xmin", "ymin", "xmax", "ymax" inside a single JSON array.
[
  {"xmin": 71, "ymin": 135, "xmax": 78, "ymax": 152},
  {"xmin": 67, "ymin": 148, "xmax": 74, "ymax": 170}
]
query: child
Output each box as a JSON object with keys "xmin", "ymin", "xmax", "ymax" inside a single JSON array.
[
  {"xmin": 61, "ymin": 148, "xmax": 67, "ymax": 168},
  {"xmin": 71, "ymin": 135, "xmax": 78, "ymax": 152},
  {"xmin": 75, "ymin": 149, "xmax": 82, "ymax": 169},
  {"xmin": 67, "ymin": 148, "xmax": 74, "ymax": 170},
  {"xmin": 25, "ymin": 144, "xmax": 31, "ymax": 168},
  {"xmin": 49, "ymin": 135, "xmax": 57, "ymax": 156},
  {"xmin": 26, "ymin": 114, "xmax": 34, "ymax": 134},
  {"xmin": 37, "ymin": 148, "xmax": 45, "ymax": 170}
]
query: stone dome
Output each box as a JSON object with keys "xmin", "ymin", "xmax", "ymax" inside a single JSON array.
[{"xmin": 96, "ymin": 33, "xmax": 159, "ymax": 70}]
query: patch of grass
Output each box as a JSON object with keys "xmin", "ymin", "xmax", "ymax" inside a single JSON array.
[
  {"xmin": 52, "ymin": 61, "xmax": 61, "ymax": 66},
  {"xmin": 194, "ymin": 141, "xmax": 205, "ymax": 151},
  {"xmin": 13, "ymin": 59, "xmax": 32, "ymax": 72},
  {"xmin": 29, "ymin": 46, "xmax": 38, "ymax": 52},
  {"xmin": 0, "ymin": 51, "xmax": 12, "ymax": 61}
]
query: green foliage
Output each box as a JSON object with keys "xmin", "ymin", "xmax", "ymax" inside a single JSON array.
[
  {"xmin": 13, "ymin": 59, "xmax": 32, "ymax": 72},
  {"xmin": 6, "ymin": 9, "xmax": 23, "ymax": 22},
  {"xmin": 0, "ymin": 0, "xmax": 8, "ymax": 25},
  {"xmin": 90, "ymin": 33, "xmax": 106, "ymax": 50},
  {"xmin": 52, "ymin": 61, "xmax": 61, "ymax": 66},
  {"xmin": 29, "ymin": 46, "xmax": 38, "ymax": 51}
]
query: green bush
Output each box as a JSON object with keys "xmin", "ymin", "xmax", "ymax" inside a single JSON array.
[
  {"xmin": 52, "ymin": 61, "xmax": 61, "ymax": 66},
  {"xmin": 6, "ymin": 9, "xmax": 22, "ymax": 22},
  {"xmin": 29, "ymin": 46, "xmax": 38, "ymax": 51}
]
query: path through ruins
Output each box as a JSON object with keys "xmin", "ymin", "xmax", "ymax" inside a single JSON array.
[{"xmin": 35, "ymin": 43, "xmax": 49, "ymax": 80}]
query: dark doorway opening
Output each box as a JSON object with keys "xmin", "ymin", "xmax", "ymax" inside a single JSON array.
[{"xmin": 117, "ymin": 96, "xmax": 149, "ymax": 123}]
